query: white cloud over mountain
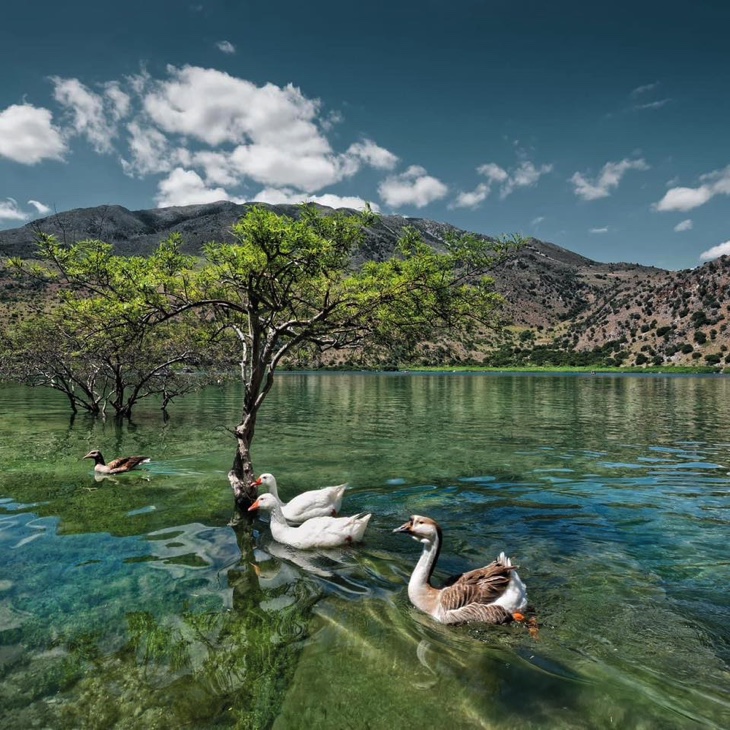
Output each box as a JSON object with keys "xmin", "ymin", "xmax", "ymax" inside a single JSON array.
[
  {"xmin": 451, "ymin": 159, "xmax": 552, "ymax": 209},
  {"xmin": 0, "ymin": 197, "xmax": 51, "ymax": 222},
  {"xmin": 378, "ymin": 166, "xmax": 448, "ymax": 208},
  {"xmin": 699, "ymin": 240, "xmax": 730, "ymax": 262},
  {"xmin": 1, "ymin": 65, "xmax": 401, "ymax": 208},
  {"xmin": 654, "ymin": 165, "xmax": 730, "ymax": 212},
  {"xmin": 570, "ymin": 158, "xmax": 649, "ymax": 201}
]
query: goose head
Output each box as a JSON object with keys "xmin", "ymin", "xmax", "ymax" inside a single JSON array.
[
  {"xmin": 393, "ymin": 515, "xmax": 442, "ymax": 545},
  {"xmin": 248, "ymin": 492, "xmax": 278, "ymax": 513},
  {"xmin": 252, "ymin": 473, "xmax": 276, "ymax": 491},
  {"xmin": 83, "ymin": 450, "xmax": 103, "ymax": 464}
]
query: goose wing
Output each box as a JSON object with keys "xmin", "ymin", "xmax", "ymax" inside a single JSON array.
[
  {"xmin": 284, "ymin": 484, "xmax": 347, "ymax": 522},
  {"xmin": 439, "ymin": 557, "xmax": 516, "ymax": 612},
  {"xmin": 107, "ymin": 456, "xmax": 150, "ymax": 472}
]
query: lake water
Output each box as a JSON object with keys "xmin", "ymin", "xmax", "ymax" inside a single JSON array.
[{"xmin": 0, "ymin": 373, "xmax": 729, "ymax": 729}]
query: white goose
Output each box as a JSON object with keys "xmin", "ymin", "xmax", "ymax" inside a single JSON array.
[
  {"xmin": 393, "ymin": 515, "xmax": 527, "ymax": 625},
  {"xmin": 248, "ymin": 493, "xmax": 371, "ymax": 549},
  {"xmin": 252, "ymin": 473, "xmax": 347, "ymax": 524}
]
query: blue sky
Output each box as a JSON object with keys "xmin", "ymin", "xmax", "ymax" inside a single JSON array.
[{"xmin": 1, "ymin": 0, "xmax": 728, "ymax": 270}]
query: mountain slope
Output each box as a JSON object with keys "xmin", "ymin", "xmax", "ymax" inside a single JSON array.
[{"xmin": 1, "ymin": 201, "xmax": 727, "ymax": 368}]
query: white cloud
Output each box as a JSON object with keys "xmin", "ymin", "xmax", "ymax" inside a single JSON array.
[
  {"xmin": 477, "ymin": 162, "xmax": 508, "ymax": 183},
  {"xmin": 346, "ymin": 139, "xmax": 398, "ymax": 170},
  {"xmin": 121, "ymin": 120, "xmax": 174, "ymax": 176},
  {"xmin": 500, "ymin": 160, "xmax": 553, "ymax": 198},
  {"xmin": 378, "ymin": 165, "xmax": 448, "ymax": 208},
  {"xmin": 531, "ymin": 216, "xmax": 545, "ymax": 226},
  {"xmin": 155, "ymin": 168, "xmax": 238, "ymax": 207},
  {"xmin": 104, "ymin": 81, "xmax": 131, "ymax": 121},
  {"xmin": 0, "ymin": 104, "xmax": 67, "ymax": 164},
  {"xmin": 253, "ymin": 187, "xmax": 377, "ymax": 211},
  {"xmin": 133, "ymin": 65, "xmax": 396, "ymax": 193},
  {"xmin": 0, "ymin": 197, "xmax": 52, "ymax": 221},
  {"xmin": 655, "ymin": 186, "xmax": 713, "ymax": 212},
  {"xmin": 570, "ymin": 158, "xmax": 649, "ymax": 201},
  {"xmin": 630, "ymin": 82, "xmax": 659, "ymax": 98},
  {"xmin": 655, "ymin": 165, "xmax": 730, "ymax": 212},
  {"xmin": 634, "ymin": 99, "xmax": 671, "ymax": 111},
  {"xmin": 699, "ymin": 240, "xmax": 730, "ymax": 262},
  {"xmin": 28, "ymin": 200, "xmax": 52, "ymax": 215},
  {"xmin": 674, "ymin": 219, "xmax": 693, "ymax": 232},
  {"xmin": 0, "ymin": 198, "xmax": 29, "ymax": 222},
  {"xmin": 450, "ymin": 183, "xmax": 490, "ymax": 209},
  {"xmin": 589, "ymin": 227, "xmax": 609, "ymax": 234},
  {"xmin": 143, "ymin": 66, "xmax": 322, "ymax": 147},
  {"xmin": 4, "ymin": 66, "xmax": 402, "ymax": 209},
  {"xmin": 452, "ymin": 158, "xmax": 552, "ymax": 208},
  {"xmin": 51, "ymin": 77, "xmax": 118, "ymax": 153},
  {"xmin": 216, "ymin": 40, "xmax": 236, "ymax": 54}
]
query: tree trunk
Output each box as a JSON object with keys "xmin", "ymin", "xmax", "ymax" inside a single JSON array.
[{"xmin": 228, "ymin": 415, "xmax": 258, "ymax": 511}]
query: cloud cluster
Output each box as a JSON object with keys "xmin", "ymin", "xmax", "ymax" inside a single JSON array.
[
  {"xmin": 0, "ymin": 197, "xmax": 52, "ymax": 222},
  {"xmin": 2, "ymin": 65, "xmax": 402, "ymax": 210},
  {"xmin": 654, "ymin": 165, "xmax": 730, "ymax": 212},
  {"xmin": 452, "ymin": 159, "xmax": 552, "ymax": 209},
  {"xmin": 570, "ymin": 158, "xmax": 649, "ymax": 201},
  {"xmin": 674, "ymin": 219, "xmax": 693, "ymax": 232}
]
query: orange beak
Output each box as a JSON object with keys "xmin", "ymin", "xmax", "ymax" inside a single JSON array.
[
  {"xmin": 252, "ymin": 477, "xmax": 263, "ymax": 487},
  {"xmin": 248, "ymin": 498, "xmax": 261, "ymax": 512}
]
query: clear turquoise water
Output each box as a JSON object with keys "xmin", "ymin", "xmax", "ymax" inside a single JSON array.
[{"xmin": 0, "ymin": 373, "xmax": 729, "ymax": 728}]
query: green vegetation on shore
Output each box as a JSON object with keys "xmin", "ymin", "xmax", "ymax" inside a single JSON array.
[{"xmin": 396, "ymin": 364, "xmax": 724, "ymax": 374}]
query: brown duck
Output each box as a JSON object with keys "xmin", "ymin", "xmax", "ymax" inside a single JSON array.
[
  {"xmin": 83, "ymin": 450, "xmax": 151, "ymax": 475},
  {"xmin": 393, "ymin": 515, "xmax": 527, "ymax": 625}
]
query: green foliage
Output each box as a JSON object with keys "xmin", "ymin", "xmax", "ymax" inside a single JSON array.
[{"xmin": 4, "ymin": 205, "xmax": 523, "ymax": 482}]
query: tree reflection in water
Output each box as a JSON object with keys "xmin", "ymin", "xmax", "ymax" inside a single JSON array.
[{"xmin": 56, "ymin": 523, "xmax": 319, "ymax": 729}]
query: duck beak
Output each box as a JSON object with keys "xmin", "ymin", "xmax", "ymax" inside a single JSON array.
[
  {"xmin": 248, "ymin": 498, "xmax": 261, "ymax": 512},
  {"xmin": 393, "ymin": 520, "xmax": 412, "ymax": 534},
  {"xmin": 82, "ymin": 452, "xmax": 93, "ymax": 460}
]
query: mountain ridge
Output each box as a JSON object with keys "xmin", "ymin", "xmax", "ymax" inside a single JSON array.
[{"xmin": 1, "ymin": 201, "xmax": 728, "ymax": 368}]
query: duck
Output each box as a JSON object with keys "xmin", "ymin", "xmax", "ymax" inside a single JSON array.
[
  {"xmin": 252, "ymin": 473, "xmax": 347, "ymax": 524},
  {"xmin": 393, "ymin": 515, "xmax": 527, "ymax": 625},
  {"xmin": 83, "ymin": 450, "xmax": 151, "ymax": 475},
  {"xmin": 248, "ymin": 493, "xmax": 371, "ymax": 549}
]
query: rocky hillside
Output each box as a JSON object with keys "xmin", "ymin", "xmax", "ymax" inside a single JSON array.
[{"xmin": 1, "ymin": 201, "xmax": 728, "ymax": 369}]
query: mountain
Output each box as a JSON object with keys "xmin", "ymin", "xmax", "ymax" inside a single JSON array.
[{"xmin": 1, "ymin": 201, "xmax": 728, "ymax": 369}]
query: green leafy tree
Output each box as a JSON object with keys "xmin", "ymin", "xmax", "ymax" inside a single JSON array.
[
  {"xmin": 4, "ymin": 240, "xmax": 219, "ymax": 416},
  {"xmin": 10, "ymin": 205, "xmax": 522, "ymax": 506}
]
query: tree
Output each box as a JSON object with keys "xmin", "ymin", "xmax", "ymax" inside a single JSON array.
[
  {"xmin": 9, "ymin": 205, "xmax": 523, "ymax": 508},
  {"xmin": 4, "ymin": 238, "xmax": 219, "ymax": 417}
]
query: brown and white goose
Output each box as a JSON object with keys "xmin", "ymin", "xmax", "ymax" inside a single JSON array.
[
  {"xmin": 393, "ymin": 515, "xmax": 527, "ymax": 625},
  {"xmin": 83, "ymin": 450, "xmax": 151, "ymax": 475}
]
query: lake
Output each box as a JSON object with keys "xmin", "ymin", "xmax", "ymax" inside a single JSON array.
[{"xmin": 0, "ymin": 373, "xmax": 729, "ymax": 728}]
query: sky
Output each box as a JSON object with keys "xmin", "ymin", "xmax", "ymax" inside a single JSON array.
[{"xmin": 0, "ymin": 0, "xmax": 728, "ymax": 270}]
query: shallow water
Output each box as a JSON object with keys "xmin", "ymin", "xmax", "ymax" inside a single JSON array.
[{"xmin": 0, "ymin": 373, "xmax": 729, "ymax": 728}]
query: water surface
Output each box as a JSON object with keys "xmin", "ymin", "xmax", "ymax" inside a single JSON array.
[{"xmin": 0, "ymin": 373, "xmax": 728, "ymax": 728}]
